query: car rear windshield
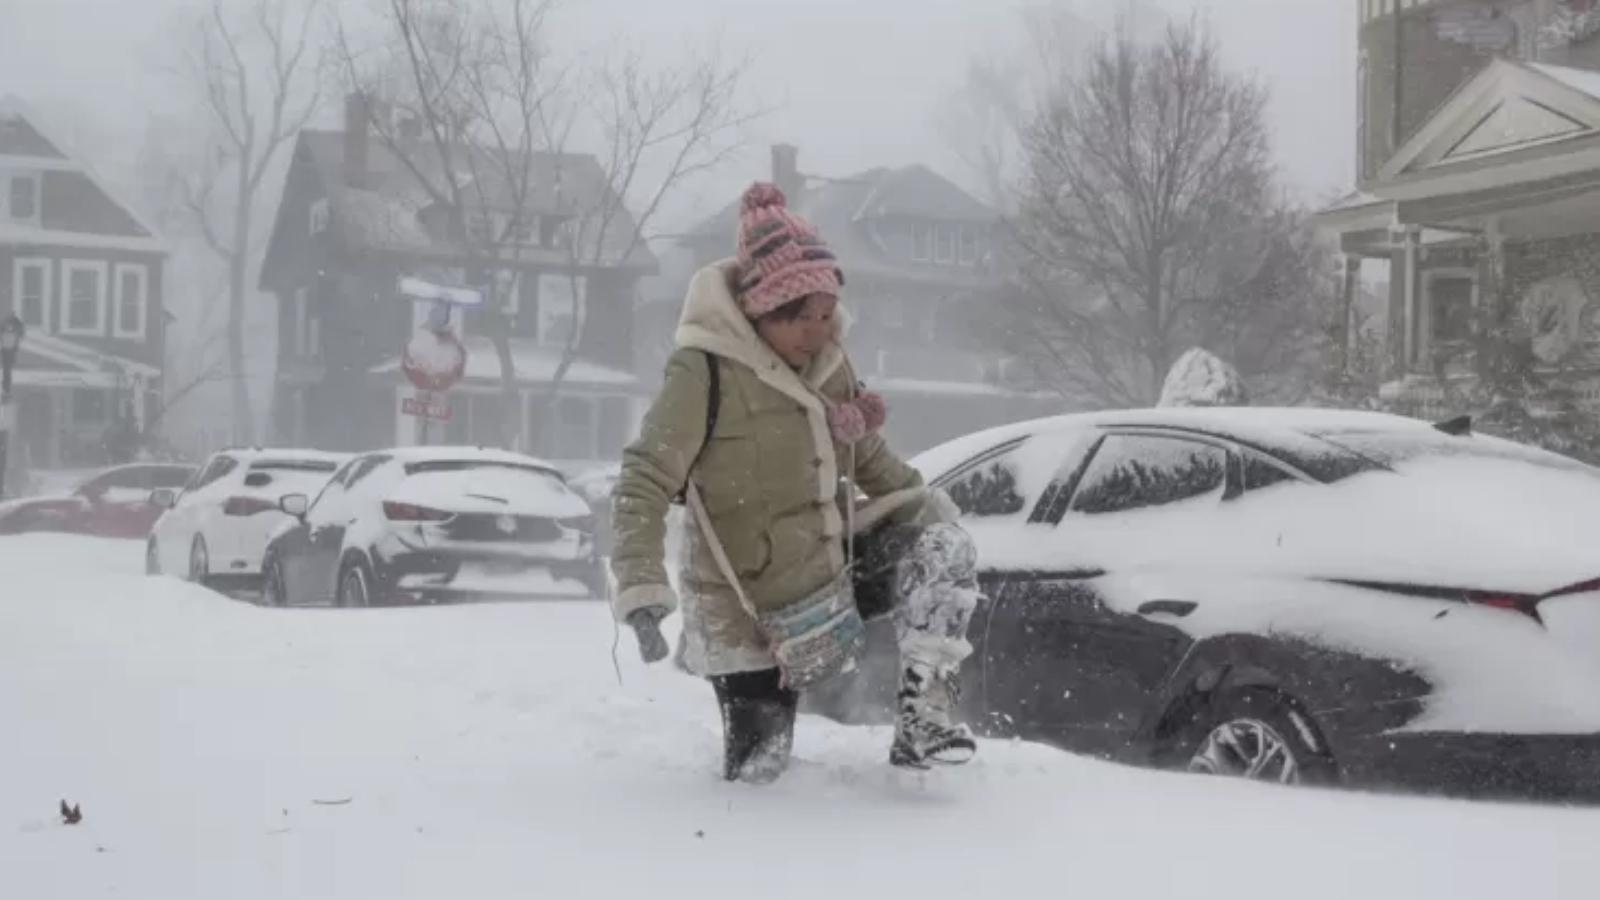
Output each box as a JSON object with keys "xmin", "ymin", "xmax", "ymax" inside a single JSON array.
[
  {"xmin": 249, "ymin": 459, "xmax": 340, "ymax": 473},
  {"xmin": 1310, "ymin": 429, "xmax": 1596, "ymax": 477},
  {"xmin": 403, "ymin": 460, "xmax": 565, "ymax": 482}
]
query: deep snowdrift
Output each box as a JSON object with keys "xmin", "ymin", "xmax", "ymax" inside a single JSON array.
[{"xmin": 4, "ymin": 535, "xmax": 1600, "ymax": 899}]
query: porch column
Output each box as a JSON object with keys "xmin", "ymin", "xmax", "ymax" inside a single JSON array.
[
  {"xmin": 1399, "ymin": 226, "xmax": 1422, "ymax": 372},
  {"xmin": 1339, "ymin": 255, "xmax": 1360, "ymax": 374}
]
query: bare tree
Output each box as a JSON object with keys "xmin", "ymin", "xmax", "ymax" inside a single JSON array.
[
  {"xmin": 181, "ymin": 0, "xmax": 323, "ymax": 446},
  {"xmin": 935, "ymin": 3, "xmax": 1094, "ymax": 210},
  {"xmin": 1004, "ymin": 17, "xmax": 1326, "ymax": 407},
  {"xmin": 335, "ymin": 0, "xmax": 754, "ymax": 450}
]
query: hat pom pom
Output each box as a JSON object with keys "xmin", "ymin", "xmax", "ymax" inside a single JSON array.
[{"xmin": 741, "ymin": 181, "xmax": 787, "ymax": 213}]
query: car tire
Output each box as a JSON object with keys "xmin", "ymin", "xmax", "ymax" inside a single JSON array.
[
  {"xmin": 263, "ymin": 556, "xmax": 289, "ymax": 608},
  {"xmin": 1167, "ymin": 687, "xmax": 1337, "ymax": 787},
  {"xmin": 336, "ymin": 557, "xmax": 374, "ymax": 609},
  {"xmin": 145, "ymin": 538, "xmax": 161, "ymax": 576},
  {"xmin": 188, "ymin": 536, "xmax": 212, "ymax": 587}
]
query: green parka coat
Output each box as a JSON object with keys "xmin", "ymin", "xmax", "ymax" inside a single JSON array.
[{"xmin": 610, "ymin": 261, "xmax": 927, "ymax": 676}]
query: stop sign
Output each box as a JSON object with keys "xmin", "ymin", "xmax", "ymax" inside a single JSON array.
[{"xmin": 401, "ymin": 327, "xmax": 468, "ymax": 392}]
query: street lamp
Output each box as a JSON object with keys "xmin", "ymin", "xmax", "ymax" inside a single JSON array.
[{"xmin": 0, "ymin": 313, "xmax": 27, "ymax": 499}]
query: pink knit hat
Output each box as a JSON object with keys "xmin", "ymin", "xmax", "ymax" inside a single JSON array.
[{"xmin": 734, "ymin": 182, "xmax": 844, "ymax": 319}]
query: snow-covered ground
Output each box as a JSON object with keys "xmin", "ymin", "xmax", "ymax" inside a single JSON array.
[{"xmin": 5, "ymin": 535, "xmax": 1600, "ymax": 899}]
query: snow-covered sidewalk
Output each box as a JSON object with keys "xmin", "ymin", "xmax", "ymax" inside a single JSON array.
[{"xmin": 4, "ymin": 535, "xmax": 1600, "ymax": 899}]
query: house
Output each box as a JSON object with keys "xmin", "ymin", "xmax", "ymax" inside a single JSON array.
[
  {"xmin": 0, "ymin": 96, "xmax": 166, "ymax": 472},
  {"xmin": 1318, "ymin": 0, "xmax": 1600, "ymax": 416},
  {"xmin": 259, "ymin": 95, "xmax": 657, "ymax": 464},
  {"xmin": 643, "ymin": 146, "xmax": 1059, "ymax": 454}
]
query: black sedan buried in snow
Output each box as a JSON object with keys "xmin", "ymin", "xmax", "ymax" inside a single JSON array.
[
  {"xmin": 820, "ymin": 407, "xmax": 1600, "ymax": 802},
  {"xmin": 260, "ymin": 447, "xmax": 601, "ymax": 607}
]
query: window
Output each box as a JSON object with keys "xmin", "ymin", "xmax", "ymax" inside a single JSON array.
[
  {"xmin": 911, "ymin": 223, "xmax": 932, "ymax": 262},
  {"xmin": 539, "ymin": 216, "xmax": 564, "ymax": 249},
  {"xmin": 959, "ymin": 227, "xmax": 979, "ymax": 265},
  {"xmin": 555, "ymin": 396, "xmax": 594, "ymax": 459},
  {"xmin": 113, "ymin": 263, "xmax": 147, "ymax": 339},
  {"xmin": 537, "ymin": 272, "xmax": 586, "ymax": 348},
  {"xmin": 935, "ymin": 225, "xmax": 956, "ymax": 264},
  {"xmin": 309, "ymin": 197, "xmax": 330, "ymax": 235},
  {"xmin": 71, "ymin": 389, "xmax": 109, "ymax": 426},
  {"xmin": 945, "ymin": 450, "xmax": 1029, "ymax": 518},
  {"xmin": 1069, "ymin": 435, "xmax": 1228, "ymax": 516},
  {"xmin": 7, "ymin": 173, "xmax": 40, "ymax": 224},
  {"xmin": 508, "ymin": 215, "xmax": 535, "ymax": 245},
  {"xmin": 467, "ymin": 212, "xmax": 493, "ymax": 244},
  {"xmin": 12, "ymin": 258, "xmax": 51, "ymax": 331},
  {"xmin": 1427, "ymin": 273, "xmax": 1474, "ymax": 345},
  {"xmin": 1242, "ymin": 454, "xmax": 1299, "ymax": 494},
  {"xmin": 495, "ymin": 269, "xmax": 522, "ymax": 316},
  {"xmin": 61, "ymin": 260, "xmax": 107, "ymax": 336}
]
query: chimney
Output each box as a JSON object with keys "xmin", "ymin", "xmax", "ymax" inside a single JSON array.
[
  {"xmin": 770, "ymin": 144, "xmax": 801, "ymax": 201},
  {"xmin": 344, "ymin": 92, "xmax": 370, "ymax": 188}
]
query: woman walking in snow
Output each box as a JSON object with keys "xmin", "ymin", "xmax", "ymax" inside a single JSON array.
[{"xmin": 610, "ymin": 182, "xmax": 983, "ymax": 784}]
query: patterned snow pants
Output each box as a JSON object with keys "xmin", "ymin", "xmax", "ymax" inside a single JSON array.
[{"xmin": 853, "ymin": 521, "xmax": 981, "ymax": 672}]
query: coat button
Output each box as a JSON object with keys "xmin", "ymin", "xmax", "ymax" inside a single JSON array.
[{"xmin": 811, "ymin": 458, "xmax": 823, "ymax": 467}]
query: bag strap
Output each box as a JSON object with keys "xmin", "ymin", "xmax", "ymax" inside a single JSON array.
[
  {"xmin": 686, "ymin": 482, "xmax": 757, "ymax": 618},
  {"xmin": 672, "ymin": 351, "xmax": 720, "ymax": 505}
]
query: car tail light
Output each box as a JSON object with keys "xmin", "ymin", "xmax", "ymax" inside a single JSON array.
[
  {"xmin": 223, "ymin": 496, "xmax": 278, "ymax": 517},
  {"xmin": 383, "ymin": 501, "xmax": 453, "ymax": 522},
  {"xmin": 1463, "ymin": 590, "xmax": 1542, "ymax": 622}
]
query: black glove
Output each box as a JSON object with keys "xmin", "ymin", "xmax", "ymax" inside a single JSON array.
[{"xmin": 627, "ymin": 607, "xmax": 670, "ymax": 664}]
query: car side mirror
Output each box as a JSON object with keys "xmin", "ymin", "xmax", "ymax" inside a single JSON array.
[
  {"xmin": 279, "ymin": 493, "xmax": 310, "ymax": 519},
  {"xmin": 149, "ymin": 488, "xmax": 177, "ymax": 509}
]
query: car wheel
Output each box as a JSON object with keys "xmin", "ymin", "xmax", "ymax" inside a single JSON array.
[
  {"xmin": 145, "ymin": 538, "xmax": 161, "ymax": 576},
  {"xmin": 336, "ymin": 558, "xmax": 373, "ymax": 609},
  {"xmin": 188, "ymin": 536, "xmax": 211, "ymax": 587},
  {"xmin": 1174, "ymin": 688, "xmax": 1336, "ymax": 786},
  {"xmin": 263, "ymin": 556, "xmax": 289, "ymax": 608}
]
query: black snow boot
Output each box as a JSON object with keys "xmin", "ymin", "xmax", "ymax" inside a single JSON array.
[
  {"xmin": 890, "ymin": 662, "xmax": 977, "ymax": 769},
  {"xmin": 709, "ymin": 668, "xmax": 798, "ymax": 785}
]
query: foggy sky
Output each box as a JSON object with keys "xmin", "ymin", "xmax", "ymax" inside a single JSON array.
[{"xmin": 2, "ymin": 0, "xmax": 1357, "ymax": 227}]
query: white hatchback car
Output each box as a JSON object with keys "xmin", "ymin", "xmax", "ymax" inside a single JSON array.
[{"xmin": 147, "ymin": 449, "xmax": 349, "ymax": 590}]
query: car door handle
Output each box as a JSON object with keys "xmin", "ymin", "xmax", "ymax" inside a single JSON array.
[{"xmin": 1137, "ymin": 600, "xmax": 1197, "ymax": 618}]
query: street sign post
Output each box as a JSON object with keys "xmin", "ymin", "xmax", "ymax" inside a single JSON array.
[{"xmin": 401, "ymin": 392, "xmax": 452, "ymax": 421}]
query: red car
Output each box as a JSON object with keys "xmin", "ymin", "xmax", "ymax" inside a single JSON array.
[{"xmin": 0, "ymin": 463, "xmax": 196, "ymax": 539}]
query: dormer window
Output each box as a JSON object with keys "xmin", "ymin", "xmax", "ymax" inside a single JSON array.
[{"xmin": 4, "ymin": 171, "xmax": 40, "ymax": 225}]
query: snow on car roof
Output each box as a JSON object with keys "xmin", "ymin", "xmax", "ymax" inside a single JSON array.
[{"xmin": 912, "ymin": 407, "xmax": 1431, "ymax": 478}]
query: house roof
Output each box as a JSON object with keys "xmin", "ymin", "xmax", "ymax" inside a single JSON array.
[
  {"xmin": 295, "ymin": 130, "xmax": 656, "ymax": 271},
  {"xmin": 1377, "ymin": 59, "xmax": 1600, "ymax": 186},
  {"xmin": 682, "ymin": 163, "xmax": 999, "ymax": 288},
  {"xmin": 0, "ymin": 95, "xmax": 168, "ymax": 252},
  {"xmin": 1317, "ymin": 59, "xmax": 1600, "ymax": 239}
]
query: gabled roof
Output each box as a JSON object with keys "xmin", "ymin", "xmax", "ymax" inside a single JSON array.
[
  {"xmin": 1380, "ymin": 59, "xmax": 1600, "ymax": 181},
  {"xmin": 0, "ymin": 95, "xmax": 167, "ymax": 251},
  {"xmin": 682, "ymin": 163, "xmax": 998, "ymax": 286},
  {"xmin": 291, "ymin": 130, "xmax": 655, "ymax": 270}
]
